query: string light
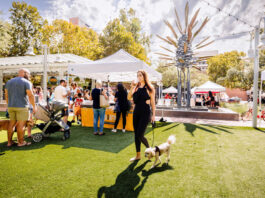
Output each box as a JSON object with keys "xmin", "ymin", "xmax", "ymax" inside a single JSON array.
[{"xmin": 199, "ymin": 0, "xmax": 255, "ymax": 29}]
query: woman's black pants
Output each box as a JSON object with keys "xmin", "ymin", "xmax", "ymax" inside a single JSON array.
[
  {"xmin": 133, "ymin": 108, "xmax": 150, "ymax": 152},
  {"xmin": 114, "ymin": 110, "xmax": 127, "ymax": 129}
]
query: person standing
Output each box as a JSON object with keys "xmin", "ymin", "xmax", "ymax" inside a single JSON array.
[
  {"xmin": 128, "ymin": 70, "xmax": 156, "ymax": 162},
  {"xmin": 54, "ymin": 79, "xmax": 70, "ymax": 124},
  {"xmin": 5, "ymin": 68, "xmax": 36, "ymax": 147},
  {"xmin": 89, "ymin": 80, "xmax": 108, "ymax": 136},
  {"xmin": 112, "ymin": 83, "xmax": 129, "ymax": 133}
]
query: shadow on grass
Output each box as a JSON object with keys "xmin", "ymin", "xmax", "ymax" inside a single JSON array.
[
  {"xmin": 183, "ymin": 123, "xmax": 233, "ymax": 136},
  {"xmin": 0, "ymin": 124, "xmax": 154, "ymax": 154},
  {"xmin": 254, "ymin": 128, "xmax": 265, "ymax": 133},
  {"xmin": 97, "ymin": 161, "xmax": 173, "ymax": 198}
]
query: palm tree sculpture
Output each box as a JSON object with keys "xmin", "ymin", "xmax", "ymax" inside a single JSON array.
[{"xmin": 156, "ymin": 2, "xmax": 214, "ymax": 108}]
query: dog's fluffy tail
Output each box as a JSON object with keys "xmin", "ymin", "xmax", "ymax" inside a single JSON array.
[{"xmin": 167, "ymin": 135, "xmax": 176, "ymax": 144}]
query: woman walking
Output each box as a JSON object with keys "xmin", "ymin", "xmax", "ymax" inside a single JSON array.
[
  {"xmin": 112, "ymin": 83, "xmax": 129, "ymax": 133},
  {"xmin": 128, "ymin": 70, "xmax": 156, "ymax": 162}
]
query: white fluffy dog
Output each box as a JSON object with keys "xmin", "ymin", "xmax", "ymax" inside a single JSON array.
[{"xmin": 144, "ymin": 135, "xmax": 176, "ymax": 168}]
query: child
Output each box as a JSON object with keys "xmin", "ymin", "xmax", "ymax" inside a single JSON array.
[{"xmin": 72, "ymin": 93, "xmax": 83, "ymax": 124}]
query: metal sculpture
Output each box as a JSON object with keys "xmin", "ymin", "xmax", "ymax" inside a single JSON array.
[{"xmin": 157, "ymin": 2, "xmax": 213, "ymax": 107}]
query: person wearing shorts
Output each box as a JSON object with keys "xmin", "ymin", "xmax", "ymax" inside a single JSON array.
[{"xmin": 5, "ymin": 68, "xmax": 36, "ymax": 147}]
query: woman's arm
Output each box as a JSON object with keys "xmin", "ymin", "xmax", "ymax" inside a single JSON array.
[
  {"xmin": 128, "ymin": 81, "xmax": 137, "ymax": 100},
  {"xmin": 150, "ymin": 88, "xmax": 156, "ymax": 123}
]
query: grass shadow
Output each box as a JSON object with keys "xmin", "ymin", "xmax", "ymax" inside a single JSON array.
[
  {"xmin": 184, "ymin": 123, "xmax": 220, "ymax": 136},
  {"xmin": 162, "ymin": 123, "xmax": 180, "ymax": 132},
  {"xmin": 254, "ymin": 128, "xmax": 265, "ymax": 133},
  {"xmin": 97, "ymin": 161, "xmax": 173, "ymax": 198}
]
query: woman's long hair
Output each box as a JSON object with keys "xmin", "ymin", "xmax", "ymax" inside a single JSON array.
[
  {"xmin": 117, "ymin": 83, "xmax": 127, "ymax": 97},
  {"xmin": 136, "ymin": 70, "xmax": 154, "ymax": 93}
]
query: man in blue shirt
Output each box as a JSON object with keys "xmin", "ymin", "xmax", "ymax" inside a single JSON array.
[{"xmin": 5, "ymin": 68, "xmax": 36, "ymax": 147}]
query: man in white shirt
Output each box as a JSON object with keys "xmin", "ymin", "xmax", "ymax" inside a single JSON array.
[{"xmin": 54, "ymin": 79, "xmax": 70, "ymax": 123}]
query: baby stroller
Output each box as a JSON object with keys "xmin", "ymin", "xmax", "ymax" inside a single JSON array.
[{"xmin": 32, "ymin": 100, "xmax": 71, "ymax": 142}]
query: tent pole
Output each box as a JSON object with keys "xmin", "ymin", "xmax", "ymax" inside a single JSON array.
[{"xmin": 259, "ymin": 80, "xmax": 262, "ymax": 120}]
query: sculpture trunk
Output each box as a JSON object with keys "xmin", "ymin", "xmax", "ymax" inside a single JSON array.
[
  {"xmin": 177, "ymin": 68, "xmax": 182, "ymax": 107},
  {"xmin": 186, "ymin": 67, "xmax": 191, "ymax": 108}
]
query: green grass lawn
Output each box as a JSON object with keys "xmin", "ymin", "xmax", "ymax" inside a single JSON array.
[
  {"xmin": 220, "ymin": 102, "xmax": 248, "ymax": 114},
  {"xmin": 1, "ymin": 112, "xmax": 265, "ymax": 198}
]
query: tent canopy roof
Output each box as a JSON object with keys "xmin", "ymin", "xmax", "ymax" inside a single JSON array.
[
  {"xmin": 162, "ymin": 86, "xmax": 178, "ymax": 93},
  {"xmin": 68, "ymin": 49, "xmax": 162, "ymax": 82},
  {"xmin": 195, "ymin": 81, "xmax": 226, "ymax": 92}
]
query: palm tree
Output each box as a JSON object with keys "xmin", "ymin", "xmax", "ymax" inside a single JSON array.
[{"xmin": 156, "ymin": 2, "xmax": 213, "ymax": 107}]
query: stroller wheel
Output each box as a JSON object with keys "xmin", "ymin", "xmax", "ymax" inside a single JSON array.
[
  {"xmin": 32, "ymin": 133, "xmax": 43, "ymax": 143},
  {"xmin": 62, "ymin": 130, "xmax": 70, "ymax": 141}
]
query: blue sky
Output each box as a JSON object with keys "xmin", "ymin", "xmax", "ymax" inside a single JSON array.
[
  {"xmin": 0, "ymin": 0, "xmax": 264, "ymax": 63},
  {"xmin": 0, "ymin": 0, "xmax": 51, "ymax": 19}
]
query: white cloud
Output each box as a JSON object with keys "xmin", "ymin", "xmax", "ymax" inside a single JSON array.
[{"xmin": 44, "ymin": 0, "xmax": 265, "ymax": 64}]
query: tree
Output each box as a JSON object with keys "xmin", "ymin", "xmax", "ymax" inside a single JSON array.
[
  {"xmin": 41, "ymin": 19, "xmax": 103, "ymax": 60},
  {"xmin": 260, "ymin": 50, "xmax": 265, "ymax": 69},
  {"xmin": 0, "ymin": 14, "xmax": 11, "ymax": 57},
  {"xmin": 190, "ymin": 68, "xmax": 209, "ymax": 88},
  {"xmin": 119, "ymin": 8, "xmax": 150, "ymax": 49},
  {"xmin": 156, "ymin": 62, "xmax": 208, "ymax": 88},
  {"xmin": 99, "ymin": 18, "xmax": 149, "ymax": 63},
  {"xmin": 207, "ymin": 51, "xmax": 246, "ymax": 83},
  {"xmin": 9, "ymin": 1, "xmax": 44, "ymax": 56}
]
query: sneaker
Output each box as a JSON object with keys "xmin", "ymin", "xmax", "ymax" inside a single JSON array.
[
  {"xmin": 111, "ymin": 129, "xmax": 117, "ymax": 133},
  {"xmin": 122, "ymin": 129, "xmax": 126, "ymax": 133}
]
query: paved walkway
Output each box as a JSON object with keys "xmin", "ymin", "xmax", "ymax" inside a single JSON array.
[{"xmin": 155, "ymin": 116, "xmax": 265, "ymax": 128}]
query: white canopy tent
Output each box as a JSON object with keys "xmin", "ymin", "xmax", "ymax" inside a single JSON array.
[
  {"xmin": 194, "ymin": 81, "xmax": 226, "ymax": 92},
  {"xmin": 162, "ymin": 86, "xmax": 178, "ymax": 94},
  {"xmin": 68, "ymin": 49, "xmax": 162, "ymax": 83}
]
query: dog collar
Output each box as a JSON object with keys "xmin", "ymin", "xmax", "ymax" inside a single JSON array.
[{"xmin": 155, "ymin": 146, "xmax": 161, "ymax": 156}]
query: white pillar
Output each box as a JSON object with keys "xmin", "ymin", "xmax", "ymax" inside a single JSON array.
[
  {"xmin": 59, "ymin": 69, "xmax": 64, "ymax": 81},
  {"xmin": 252, "ymin": 26, "xmax": 260, "ymax": 128},
  {"xmin": 43, "ymin": 45, "xmax": 48, "ymax": 102},
  {"xmin": 0, "ymin": 70, "xmax": 3, "ymax": 103},
  {"xmin": 91, "ymin": 79, "xmax": 95, "ymax": 90}
]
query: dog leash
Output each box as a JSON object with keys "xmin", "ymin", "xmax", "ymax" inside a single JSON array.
[{"xmin": 151, "ymin": 121, "xmax": 156, "ymax": 147}]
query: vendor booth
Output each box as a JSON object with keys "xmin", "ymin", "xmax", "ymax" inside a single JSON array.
[
  {"xmin": 193, "ymin": 81, "xmax": 226, "ymax": 106},
  {"xmin": 159, "ymin": 86, "xmax": 178, "ymax": 106},
  {"xmin": 68, "ymin": 49, "xmax": 162, "ymax": 131}
]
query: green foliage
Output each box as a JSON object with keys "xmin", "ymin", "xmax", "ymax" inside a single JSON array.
[
  {"xmin": 260, "ymin": 50, "xmax": 265, "ymax": 69},
  {"xmin": 100, "ymin": 9, "xmax": 150, "ymax": 64},
  {"xmin": 156, "ymin": 62, "xmax": 208, "ymax": 88},
  {"xmin": 207, "ymin": 51, "xmax": 251, "ymax": 89},
  {"xmin": 119, "ymin": 8, "xmax": 150, "ymax": 48},
  {"xmin": 41, "ymin": 19, "xmax": 103, "ymax": 60},
  {"xmin": 190, "ymin": 68, "xmax": 209, "ymax": 87},
  {"xmin": 8, "ymin": 1, "xmax": 44, "ymax": 56},
  {"xmin": 0, "ymin": 19, "xmax": 11, "ymax": 57}
]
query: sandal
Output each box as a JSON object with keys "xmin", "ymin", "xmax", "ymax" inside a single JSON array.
[
  {"xmin": 7, "ymin": 141, "xmax": 16, "ymax": 147},
  {"xmin": 17, "ymin": 141, "xmax": 31, "ymax": 147},
  {"xmin": 99, "ymin": 132, "xmax": 105, "ymax": 136},
  {"xmin": 129, "ymin": 157, "xmax": 141, "ymax": 162}
]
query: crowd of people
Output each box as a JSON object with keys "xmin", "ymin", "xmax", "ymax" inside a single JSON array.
[{"xmin": 4, "ymin": 68, "xmax": 156, "ymax": 163}]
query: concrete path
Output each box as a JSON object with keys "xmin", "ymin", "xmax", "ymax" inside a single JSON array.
[{"xmin": 155, "ymin": 116, "xmax": 265, "ymax": 128}]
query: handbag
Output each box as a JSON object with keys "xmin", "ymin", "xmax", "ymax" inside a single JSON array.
[
  {"xmin": 114, "ymin": 101, "xmax": 120, "ymax": 113},
  {"xmin": 100, "ymin": 90, "xmax": 110, "ymax": 108}
]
